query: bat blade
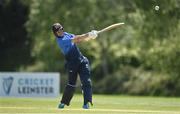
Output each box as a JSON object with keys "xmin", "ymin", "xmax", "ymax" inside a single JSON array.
[{"xmin": 97, "ymin": 23, "xmax": 124, "ymax": 34}]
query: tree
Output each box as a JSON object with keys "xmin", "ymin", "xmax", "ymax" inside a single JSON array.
[{"xmin": 0, "ymin": 0, "xmax": 31, "ymax": 71}]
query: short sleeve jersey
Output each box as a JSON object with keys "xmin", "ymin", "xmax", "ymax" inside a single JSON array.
[{"xmin": 56, "ymin": 32, "xmax": 82, "ymax": 60}]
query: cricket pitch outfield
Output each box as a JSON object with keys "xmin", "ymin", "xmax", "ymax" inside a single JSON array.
[{"xmin": 0, "ymin": 94, "xmax": 180, "ymax": 114}]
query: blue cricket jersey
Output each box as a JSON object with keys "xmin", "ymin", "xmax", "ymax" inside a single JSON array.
[{"xmin": 56, "ymin": 32, "xmax": 83, "ymax": 61}]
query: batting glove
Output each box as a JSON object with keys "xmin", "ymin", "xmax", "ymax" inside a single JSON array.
[{"xmin": 88, "ymin": 30, "xmax": 98, "ymax": 39}]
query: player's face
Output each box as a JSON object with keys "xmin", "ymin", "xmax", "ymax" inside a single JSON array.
[{"xmin": 56, "ymin": 27, "xmax": 64, "ymax": 37}]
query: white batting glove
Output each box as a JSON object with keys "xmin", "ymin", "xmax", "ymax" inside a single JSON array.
[{"xmin": 88, "ymin": 30, "xmax": 98, "ymax": 39}]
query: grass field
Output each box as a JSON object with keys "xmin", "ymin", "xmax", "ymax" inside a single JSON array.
[{"xmin": 0, "ymin": 94, "xmax": 180, "ymax": 114}]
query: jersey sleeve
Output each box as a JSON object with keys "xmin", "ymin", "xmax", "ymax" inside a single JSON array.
[
  {"xmin": 64, "ymin": 32, "xmax": 75, "ymax": 40},
  {"xmin": 69, "ymin": 33, "xmax": 75, "ymax": 39}
]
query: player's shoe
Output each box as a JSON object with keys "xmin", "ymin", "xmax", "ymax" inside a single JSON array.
[
  {"xmin": 83, "ymin": 102, "xmax": 93, "ymax": 109},
  {"xmin": 58, "ymin": 103, "xmax": 65, "ymax": 109},
  {"xmin": 83, "ymin": 104, "xmax": 89, "ymax": 109},
  {"xmin": 82, "ymin": 103, "xmax": 89, "ymax": 109}
]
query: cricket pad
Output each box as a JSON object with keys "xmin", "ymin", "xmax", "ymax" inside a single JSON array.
[
  {"xmin": 61, "ymin": 84, "xmax": 76, "ymax": 106},
  {"xmin": 82, "ymin": 84, "xmax": 92, "ymax": 105}
]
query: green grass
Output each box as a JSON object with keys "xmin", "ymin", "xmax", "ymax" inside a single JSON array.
[{"xmin": 0, "ymin": 94, "xmax": 180, "ymax": 114}]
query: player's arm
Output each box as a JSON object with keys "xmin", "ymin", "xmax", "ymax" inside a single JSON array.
[
  {"xmin": 72, "ymin": 33, "xmax": 89, "ymax": 43},
  {"xmin": 72, "ymin": 30, "xmax": 98, "ymax": 43}
]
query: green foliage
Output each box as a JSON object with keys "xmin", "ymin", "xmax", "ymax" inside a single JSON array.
[{"xmin": 24, "ymin": 0, "xmax": 180, "ymax": 96}]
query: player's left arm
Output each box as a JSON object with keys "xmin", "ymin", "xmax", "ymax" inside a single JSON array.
[
  {"xmin": 72, "ymin": 33, "xmax": 89, "ymax": 43},
  {"xmin": 72, "ymin": 30, "xmax": 98, "ymax": 43}
]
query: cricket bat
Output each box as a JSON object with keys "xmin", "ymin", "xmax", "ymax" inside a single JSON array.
[{"xmin": 97, "ymin": 23, "xmax": 125, "ymax": 34}]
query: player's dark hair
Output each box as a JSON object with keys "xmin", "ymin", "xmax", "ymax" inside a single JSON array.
[{"xmin": 52, "ymin": 23, "xmax": 63, "ymax": 32}]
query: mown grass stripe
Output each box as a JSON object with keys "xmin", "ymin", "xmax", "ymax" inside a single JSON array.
[{"xmin": 0, "ymin": 106, "xmax": 180, "ymax": 114}]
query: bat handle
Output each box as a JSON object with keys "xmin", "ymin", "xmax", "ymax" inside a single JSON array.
[{"xmin": 97, "ymin": 31, "xmax": 101, "ymax": 34}]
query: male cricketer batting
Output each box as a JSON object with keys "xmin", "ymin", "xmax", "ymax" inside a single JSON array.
[{"xmin": 52, "ymin": 23, "xmax": 98, "ymax": 109}]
